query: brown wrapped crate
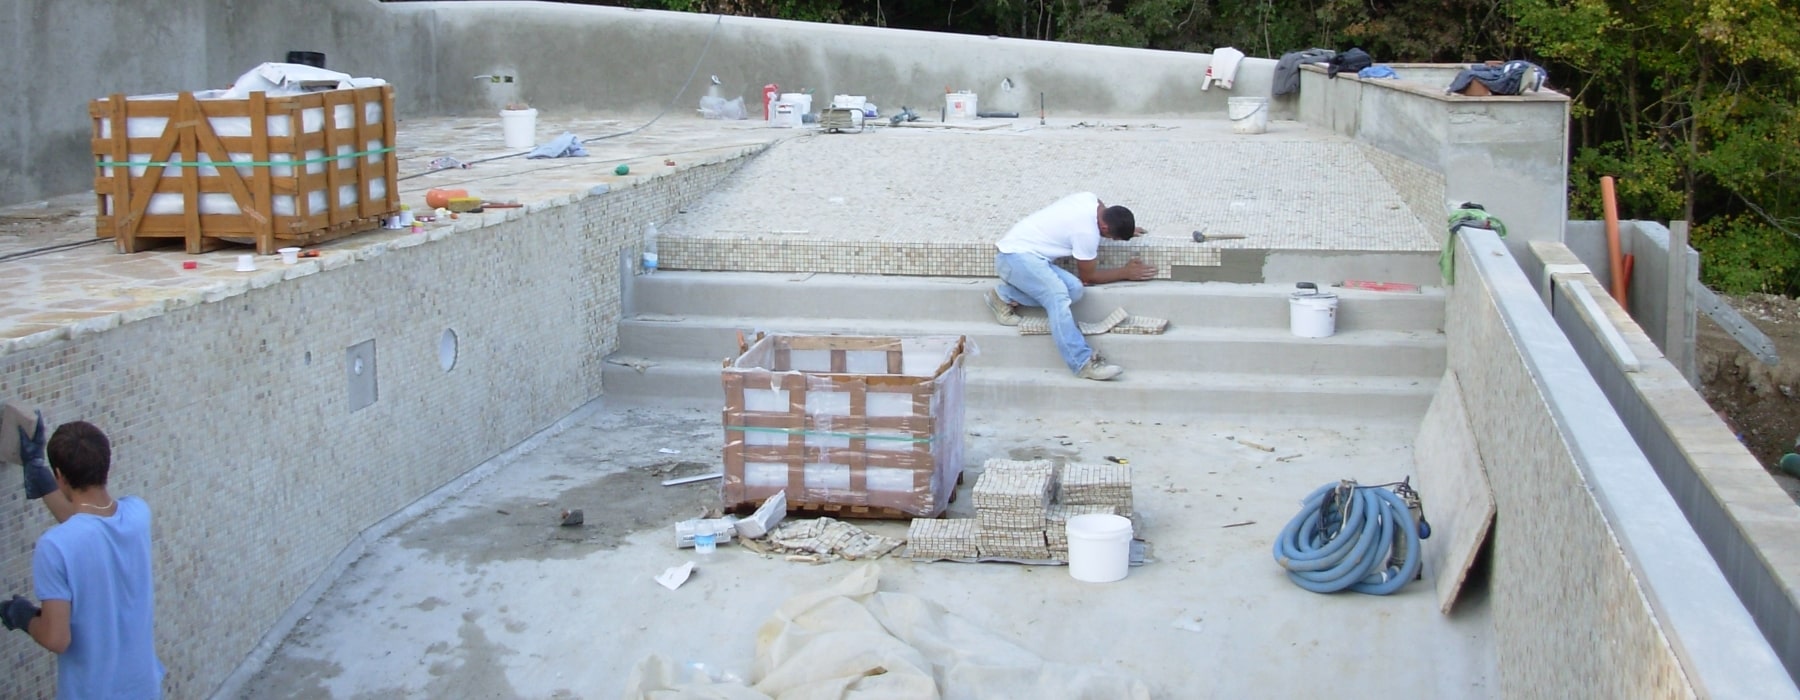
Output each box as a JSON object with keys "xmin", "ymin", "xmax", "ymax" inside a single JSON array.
[
  {"xmin": 722, "ymin": 334, "xmax": 968, "ymax": 518},
  {"xmin": 90, "ymin": 85, "xmax": 399, "ymax": 255}
]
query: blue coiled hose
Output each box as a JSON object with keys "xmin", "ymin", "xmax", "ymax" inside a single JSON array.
[{"xmin": 1273, "ymin": 481, "xmax": 1422, "ymax": 595}]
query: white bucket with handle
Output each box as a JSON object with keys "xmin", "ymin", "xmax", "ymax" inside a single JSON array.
[
  {"xmin": 1289, "ymin": 282, "xmax": 1339, "ymax": 338},
  {"xmin": 1228, "ymin": 96, "xmax": 1269, "ymax": 134}
]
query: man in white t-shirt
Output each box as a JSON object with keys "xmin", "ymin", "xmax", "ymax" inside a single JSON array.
[{"xmin": 987, "ymin": 192, "xmax": 1156, "ymax": 380}]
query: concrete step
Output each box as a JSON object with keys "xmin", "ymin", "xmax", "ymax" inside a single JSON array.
[
  {"xmin": 614, "ymin": 316, "xmax": 1445, "ymax": 377},
  {"xmin": 629, "ymin": 271, "xmax": 1445, "ymax": 332},
  {"xmin": 601, "ymin": 356, "xmax": 1437, "ymax": 421}
]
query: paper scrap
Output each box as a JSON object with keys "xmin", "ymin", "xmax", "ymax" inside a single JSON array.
[{"xmin": 655, "ymin": 561, "xmax": 696, "ymax": 591}]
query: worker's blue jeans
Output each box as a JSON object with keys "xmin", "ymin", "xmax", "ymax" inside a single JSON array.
[{"xmin": 994, "ymin": 252, "xmax": 1091, "ymax": 373}]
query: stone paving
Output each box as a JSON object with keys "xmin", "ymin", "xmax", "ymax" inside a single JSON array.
[{"xmin": 0, "ymin": 112, "xmax": 1437, "ymax": 358}]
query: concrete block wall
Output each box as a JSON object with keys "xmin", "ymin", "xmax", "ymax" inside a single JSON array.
[
  {"xmin": 3, "ymin": 0, "xmax": 1289, "ymax": 209},
  {"xmin": 0, "ymin": 0, "xmax": 436, "ymax": 208},
  {"xmin": 1297, "ymin": 66, "xmax": 1570, "ymax": 262},
  {"xmin": 419, "ymin": 2, "xmax": 1278, "ymax": 122},
  {"xmin": 1531, "ymin": 241, "xmax": 1800, "ymax": 683},
  {"xmin": 1562, "ymin": 220, "xmax": 1699, "ymax": 382},
  {"xmin": 0, "ymin": 160, "xmax": 745, "ymax": 698},
  {"xmin": 1444, "ymin": 229, "xmax": 1793, "ymax": 697}
]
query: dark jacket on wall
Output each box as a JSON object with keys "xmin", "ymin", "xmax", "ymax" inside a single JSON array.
[{"xmin": 1273, "ymin": 48, "xmax": 1335, "ymax": 95}]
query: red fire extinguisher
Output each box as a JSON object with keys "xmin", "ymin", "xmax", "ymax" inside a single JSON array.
[{"xmin": 763, "ymin": 84, "xmax": 780, "ymax": 121}]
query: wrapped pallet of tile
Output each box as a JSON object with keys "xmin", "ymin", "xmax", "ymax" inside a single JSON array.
[
  {"xmin": 721, "ymin": 334, "xmax": 970, "ymax": 518},
  {"xmin": 971, "ymin": 458, "xmax": 1054, "ymax": 559},
  {"xmin": 89, "ymin": 63, "xmax": 398, "ymax": 255}
]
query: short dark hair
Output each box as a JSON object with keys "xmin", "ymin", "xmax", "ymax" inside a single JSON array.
[
  {"xmin": 47, "ymin": 421, "xmax": 111, "ymax": 491},
  {"xmin": 1102, "ymin": 205, "xmax": 1137, "ymax": 240}
]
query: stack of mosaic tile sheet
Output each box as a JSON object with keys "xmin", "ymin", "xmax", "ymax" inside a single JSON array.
[
  {"xmin": 905, "ymin": 517, "xmax": 979, "ymax": 560},
  {"xmin": 1044, "ymin": 503, "xmax": 1122, "ymax": 560},
  {"xmin": 1018, "ymin": 308, "xmax": 1167, "ymax": 336},
  {"xmin": 972, "ymin": 458, "xmax": 1055, "ymax": 559},
  {"xmin": 1057, "ymin": 462, "xmax": 1134, "ymax": 516}
]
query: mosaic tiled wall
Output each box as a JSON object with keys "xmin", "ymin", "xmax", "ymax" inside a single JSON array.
[
  {"xmin": 661, "ymin": 236, "xmax": 1220, "ymax": 278},
  {"xmin": 1445, "ymin": 236, "xmax": 1692, "ymax": 696},
  {"xmin": 1362, "ymin": 143, "xmax": 1447, "ymax": 241},
  {"xmin": 0, "ymin": 159, "xmax": 746, "ymax": 698}
]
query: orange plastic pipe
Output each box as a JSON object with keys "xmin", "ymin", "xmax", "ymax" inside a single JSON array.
[
  {"xmin": 1600, "ymin": 176, "xmax": 1625, "ymax": 304},
  {"xmin": 1620, "ymin": 254, "xmax": 1635, "ymax": 313}
]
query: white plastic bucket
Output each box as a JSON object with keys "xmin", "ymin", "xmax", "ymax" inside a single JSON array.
[
  {"xmin": 946, "ymin": 92, "xmax": 978, "ymax": 119},
  {"xmin": 1289, "ymin": 290, "xmax": 1339, "ymax": 338},
  {"xmin": 500, "ymin": 108, "xmax": 538, "ymax": 149},
  {"xmin": 780, "ymin": 93, "xmax": 812, "ymax": 117},
  {"xmin": 1227, "ymin": 96, "xmax": 1269, "ymax": 135},
  {"xmin": 1067, "ymin": 514, "xmax": 1133, "ymax": 583},
  {"xmin": 772, "ymin": 101, "xmax": 801, "ymax": 128}
]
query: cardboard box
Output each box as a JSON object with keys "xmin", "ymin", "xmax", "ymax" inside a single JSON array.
[
  {"xmin": 721, "ymin": 334, "xmax": 969, "ymax": 518},
  {"xmin": 90, "ymin": 85, "xmax": 399, "ymax": 254}
]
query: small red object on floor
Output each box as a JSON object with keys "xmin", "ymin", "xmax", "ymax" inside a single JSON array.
[
  {"xmin": 182, "ymin": 261, "xmax": 198, "ymax": 270},
  {"xmin": 1341, "ymin": 280, "xmax": 1421, "ymax": 293}
]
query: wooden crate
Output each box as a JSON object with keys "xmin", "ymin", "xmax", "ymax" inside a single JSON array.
[
  {"xmin": 90, "ymin": 85, "xmax": 398, "ymax": 255},
  {"xmin": 721, "ymin": 334, "xmax": 969, "ymax": 518}
]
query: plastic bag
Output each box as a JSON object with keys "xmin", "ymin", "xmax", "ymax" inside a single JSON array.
[{"xmin": 699, "ymin": 96, "xmax": 748, "ymax": 120}]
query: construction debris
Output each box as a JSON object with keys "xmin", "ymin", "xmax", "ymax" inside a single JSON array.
[{"xmin": 759, "ymin": 517, "xmax": 905, "ymax": 561}]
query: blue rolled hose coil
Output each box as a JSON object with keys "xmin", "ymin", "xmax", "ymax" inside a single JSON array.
[{"xmin": 1273, "ymin": 482, "xmax": 1422, "ymax": 595}]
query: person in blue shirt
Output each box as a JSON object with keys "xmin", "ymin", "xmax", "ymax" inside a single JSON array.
[{"xmin": 6, "ymin": 415, "xmax": 164, "ymax": 698}]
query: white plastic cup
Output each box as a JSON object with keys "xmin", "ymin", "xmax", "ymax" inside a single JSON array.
[
  {"xmin": 1066, "ymin": 514, "xmax": 1133, "ymax": 583},
  {"xmin": 500, "ymin": 108, "xmax": 538, "ymax": 149},
  {"xmin": 278, "ymin": 247, "xmax": 301, "ymax": 265},
  {"xmin": 235, "ymin": 254, "xmax": 256, "ymax": 272}
]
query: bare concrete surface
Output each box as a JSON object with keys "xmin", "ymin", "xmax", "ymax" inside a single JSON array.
[{"xmin": 238, "ymin": 402, "xmax": 1494, "ymax": 699}]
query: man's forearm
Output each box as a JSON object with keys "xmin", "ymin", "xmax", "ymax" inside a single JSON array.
[{"xmin": 1083, "ymin": 266, "xmax": 1135, "ymax": 285}]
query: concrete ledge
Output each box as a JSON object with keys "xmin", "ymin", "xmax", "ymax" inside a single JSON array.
[{"xmin": 1452, "ymin": 228, "xmax": 1795, "ymax": 697}]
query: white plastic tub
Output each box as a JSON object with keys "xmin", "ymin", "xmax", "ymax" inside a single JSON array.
[
  {"xmin": 1067, "ymin": 514, "xmax": 1133, "ymax": 583},
  {"xmin": 501, "ymin": 108, "xmax": 538, "ymax": 149},
  {"xmin": 946, "ymin": 92, "xmax": 978, "ymax": 119}
]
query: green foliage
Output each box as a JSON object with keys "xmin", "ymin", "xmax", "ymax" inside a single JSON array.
[
  {"xmin": 1695, "ymin": 213, "xmax": 1800, "ymax": 294},
  {"xmin": 1512, "ymin": 0, "xmax": 1800, "ymax": 296}
]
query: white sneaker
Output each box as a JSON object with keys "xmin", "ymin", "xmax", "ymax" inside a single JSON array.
[
  {"xmin": 985, "ymin": 288, "xmax": 1022, "ymax": 326},
  {"xmin": 1077, "ymin": 354, "xmax": 1123, "ymax": 381}
]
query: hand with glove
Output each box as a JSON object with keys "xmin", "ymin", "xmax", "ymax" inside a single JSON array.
[
  {"xmin": 19, "ymin": 411, "xmax": 57, "ymax": 500},
  {"xmin": 1, "ymin": 595, "xmax": 39, "ymax": 632}
]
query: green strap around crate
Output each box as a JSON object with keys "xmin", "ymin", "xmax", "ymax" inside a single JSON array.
[
  {"xmin": 95, "ymin": 146, "xmax": 395, "ymax": 168},
  {"xmin": 726, "ymin": 425, "xmax": 935, "ymax": 443}
]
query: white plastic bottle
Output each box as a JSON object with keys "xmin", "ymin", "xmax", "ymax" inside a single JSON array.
[{"xmin": 642, "ymin": 222, "xmax": 660, "ymax": 274}]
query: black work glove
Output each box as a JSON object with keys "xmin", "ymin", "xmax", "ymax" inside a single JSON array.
[
  {"xmin": 19, "ymin": 411, "xmax": 56, "ymax": 500},
  {"xmin": 1, "ymin": 595, "xmax": 39, "ymax": 632}
]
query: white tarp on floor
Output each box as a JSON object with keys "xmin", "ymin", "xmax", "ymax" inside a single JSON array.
[{"xmin": 625, "ymin": 565, "xmax": 1149, "ymax": 699}]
